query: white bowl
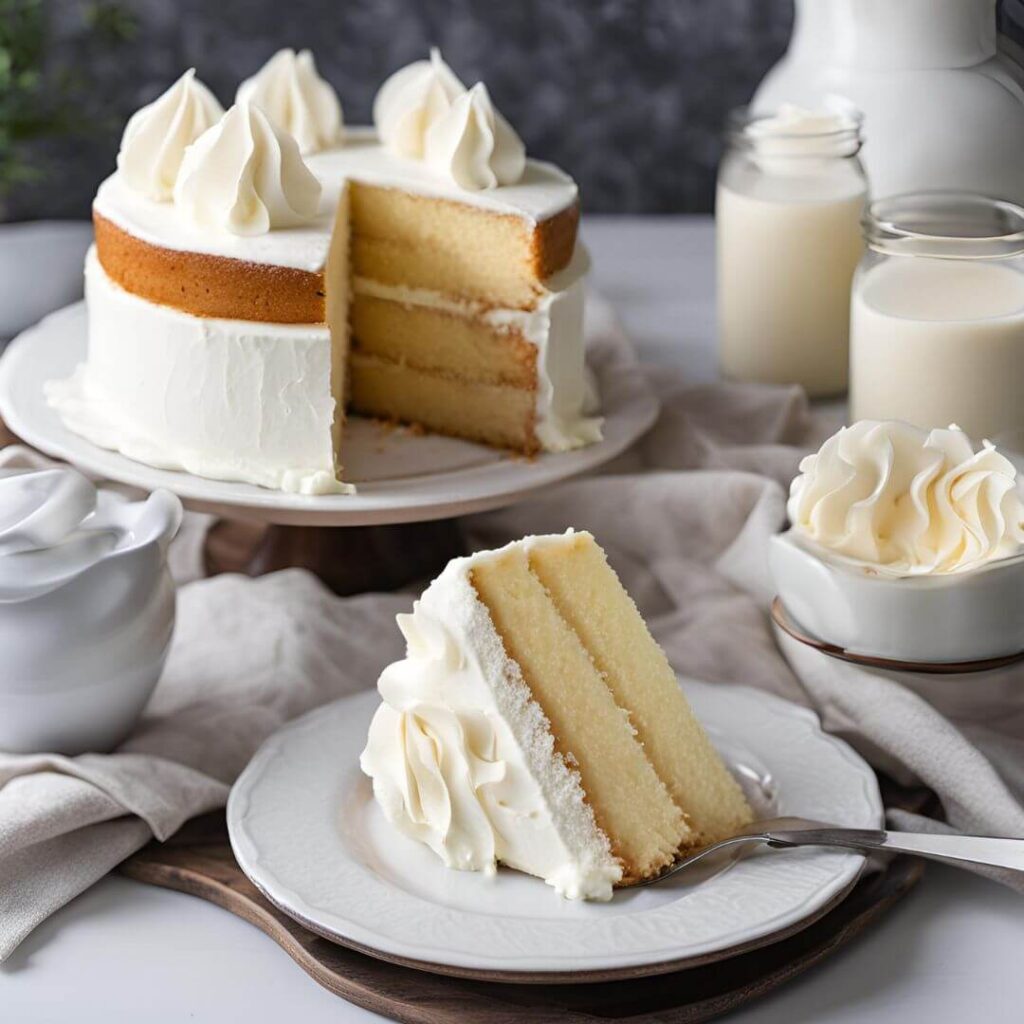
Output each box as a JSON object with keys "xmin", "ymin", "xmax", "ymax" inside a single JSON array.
[{"xmin": 769, "ymin": 530, "xmax": 1024, "ymax": 664}]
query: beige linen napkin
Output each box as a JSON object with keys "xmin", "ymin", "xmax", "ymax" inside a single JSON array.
[{"xmin": 2, "ymin": 296, "xmax": 1023, "ymax": 962}]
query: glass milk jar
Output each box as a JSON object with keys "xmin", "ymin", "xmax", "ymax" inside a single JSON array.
[
  {"xmin": 717, "ymin": 105, "xmax": 867, "ymax": 397},
  {"xmin": 850, "ymin": 193, "xmax": 1024, "ymax": 443}
]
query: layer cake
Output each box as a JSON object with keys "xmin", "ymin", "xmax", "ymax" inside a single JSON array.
[{"xmin": 48, "ymin": 50, "xmax": 601, "ymax": 494}]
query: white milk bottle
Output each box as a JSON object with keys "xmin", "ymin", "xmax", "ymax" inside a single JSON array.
[
  {"xmin": 851, "ymin": 193, "xmax": 1024, "ymax": 443},
  {"xmin": 717, "ymin": 104, "xmax": 867, "ymax": 396}
]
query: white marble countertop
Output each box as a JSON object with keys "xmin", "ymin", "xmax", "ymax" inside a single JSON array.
[{"xmin": 2, "ymin": 216, "xmax": 1022, "ymax": 1023}]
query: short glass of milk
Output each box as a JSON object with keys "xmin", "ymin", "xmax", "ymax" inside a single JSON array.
[
  {"xmin": 850, "ymin": 193, "xmax": 1024, "ymax": 443},
  {"xmin": 717, "ymin": 103, "xmax": 867, "ymax": 397}
]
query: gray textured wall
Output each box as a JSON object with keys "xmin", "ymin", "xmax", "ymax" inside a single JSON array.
[{"xmin": 15, "ymin": 0, "xmax": 795, "ymax": 220}]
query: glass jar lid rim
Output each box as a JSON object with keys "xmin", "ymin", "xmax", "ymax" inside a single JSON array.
[
  {"xmin": 865, "ymin": 191, "xmax": 1024, "ymax": 258},
  {"xmin": 726, "ymin": 104, "xmax": 863, "ymax": 141}
]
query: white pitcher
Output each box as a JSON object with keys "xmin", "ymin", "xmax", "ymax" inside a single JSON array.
[{"xmin": 753, "ymin": 0, "xmax": 1024, "ymax": 202}]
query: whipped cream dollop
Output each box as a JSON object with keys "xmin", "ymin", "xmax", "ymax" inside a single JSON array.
[
  {"xmin": 236, "ymin": 48, "xmax": 343, "ymax": 155},
  {"xmin": 425, "ymin": 82, "xmax": 526, "ymax": 190},
  {"xmin": 360, "ymin": 545, "xmax": 622, "ymax": 900},
  {"xmin": 117, "ymin": 68, "xmax": 224, "ymax": 201},
  {"xmin": 788, "ymin": 420, "xmax": 1024, "ymax": 576},
  {"xmin": 174, "ymin": 101, "xmax": 322, "ymax": 235},
  {"xmin": 373, "ymin": 47, "xmax": 467, "ymax": 160},
  {"xmin": 0, "ymin": 465, "xmax": 181, "ymax": 602}
]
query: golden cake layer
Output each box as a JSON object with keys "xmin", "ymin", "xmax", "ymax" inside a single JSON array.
[
  {"xmin": 349, "ymin": 353, "xmax": 538, "ymax": 453},
  {"xmin": 93, "ymin": 213, "xmax": 326, "ymax": 324}
]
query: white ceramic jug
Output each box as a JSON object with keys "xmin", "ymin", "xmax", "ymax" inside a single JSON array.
[{"xmin": 753, "ymin": 0, "xmax": 1024, "ymax": 202}]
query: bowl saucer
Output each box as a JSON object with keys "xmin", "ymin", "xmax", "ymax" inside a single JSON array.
[{"xmin": 771, "ymin": 597, "xmax": 1024, "ymax": 675}]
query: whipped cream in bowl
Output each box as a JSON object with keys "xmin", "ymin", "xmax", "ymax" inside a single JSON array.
[
  {"xmin": 0, "ymin": 464, "xmax": 182, "ymax": 753},
  {"xmin": 770, "ymin": 421, "xmax": 1024, "ymax": 664}
]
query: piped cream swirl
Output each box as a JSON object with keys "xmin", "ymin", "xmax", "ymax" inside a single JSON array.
[
  {"xmin": 360, "ymin": 547, "xmax": 621, "ymax": 900},
  {"xmin": 236, "ymin": 48, "xmax": 343, "ymax": 155},
  {"xmin": 788, "ymin": 420, "xmax": 1024, "ymax": 575},
  {"xmin": 425, "ymin": 82, "xmax": 526, "ymax": 190},
  {"xmin": 174, "ymin": 101, "xmax": 321, "ymax": 235},
  {"xmin": 373, "ymin": 48, "xmax": 466, "ymax": 160},
  {"xmin": 117, "ymin": 68, "xmax": 224, "ymax": 201}
]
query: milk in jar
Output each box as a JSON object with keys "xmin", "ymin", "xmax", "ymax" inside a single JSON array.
[
  {"xmin": 851, "ymin": 194, "xmax": 1024, "ymax": 443},
  {"xmin": 717, "ymin": 105, "xmax": 867, "ymax": 396}
]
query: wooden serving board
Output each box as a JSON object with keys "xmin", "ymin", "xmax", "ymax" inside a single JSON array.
[{"xmin": 119, "ymin": 796, "xmax": 928, "ymax": 1024}]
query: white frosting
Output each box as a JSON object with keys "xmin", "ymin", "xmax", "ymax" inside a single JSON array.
[
  {"xmin": 174, "ymin": 102, "xmax": 321, "ymax": 236},
  {"xmin": 94, "ymin": 128, "xmax": 577, "ymax": 273},
  {"xmin": 353, "ymin": 244, "xmax": 601, "ymax": 451},
  {"xmin": 425, "ymin": 82, "xmax": 526, "ymax": 190},
  {"xmin": 788, "ymin": 420, "xmax": 1024, "ymax": 576},
  {"xmin": 117, "ymin": 68, "xmax": 224, "ymax": 201},
  {"xmin": 373, "ymin": 48, "xmax": 466, "ymax": 160},
  {"xmin": 359, "ymin": 535, "xmax": 623, "ymax": 900},
  {"xmin": 236, "ymin": 48, "xmax": 343, "ymax": 155},
  {"xmin": 47, "ymin": 249, "xmax": 349, "ymax": 496},
  {"xmin": 0, "ymin": 465, "xmax": 181, "ymax": 602}
]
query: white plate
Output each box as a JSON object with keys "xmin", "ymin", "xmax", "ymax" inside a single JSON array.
[
  {"xmin": 0, "ymin": 298, "xmax": 658, "ymax": 526},
  {"xmin": 227, "ymin": 681, "xmax": 882, "ymax": 981}
]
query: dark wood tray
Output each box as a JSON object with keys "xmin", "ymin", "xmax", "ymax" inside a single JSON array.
[{"xmin": 119, "ymin": 790, "xmax": 929, "ymax": 1024}]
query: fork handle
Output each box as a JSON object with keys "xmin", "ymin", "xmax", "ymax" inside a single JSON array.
[{"xmin": 765, "ymin": 828, "xmax": 1024, "ymax": 874}]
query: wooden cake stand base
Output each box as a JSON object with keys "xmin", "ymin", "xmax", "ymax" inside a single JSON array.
[{"xmin": 205, "ymin": 517, "xmax": 466, "ymax": 595}]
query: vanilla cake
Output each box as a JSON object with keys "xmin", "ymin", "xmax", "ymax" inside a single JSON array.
[
  {"xmin": 360, "ymin": 530, "xmax": 753, "ymax": 900},
  {"xmin": 46, "ymin": 51, "xmax": 601, "ymax": 495}
]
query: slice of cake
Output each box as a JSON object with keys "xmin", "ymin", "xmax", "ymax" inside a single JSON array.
[{"xmin": 360, "ymin": 530, "xmax": 753, "ymax": 900}]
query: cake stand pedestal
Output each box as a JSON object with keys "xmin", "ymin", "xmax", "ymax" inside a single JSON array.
[
  {"xmin": 0, "ymin": 299, "xmax": 659, "ymax": 594},
  {"xmin": 204, "ymin": 517, "xmax": 466, "ymax": 595}
]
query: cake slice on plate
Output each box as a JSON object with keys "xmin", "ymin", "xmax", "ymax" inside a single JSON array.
[{"xmin": 360, "ymin": 530, "xmax": 753, "ymax": 900}]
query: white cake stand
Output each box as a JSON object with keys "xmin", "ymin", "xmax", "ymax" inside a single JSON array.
[{"xmin": 0, "ymin": 298, "xmax": 658, "ymax": 590}]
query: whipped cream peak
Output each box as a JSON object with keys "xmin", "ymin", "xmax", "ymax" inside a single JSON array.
[
  {"xmin": 0, "ymin": 466, "xmax": 181, "ymax": 602},
  {"xmin": 174, "ymin": 101, "xmax": 322, "ymax": 236},
  {"xmin": 117, "ymin": 68, "xmax": 225, "ymax": 201},
  {"xmin": 236, "ymin": 48, "xmax": 343, "ymax": 155},
  {"xmin": 360, "ymin": 549, "xmax": 622, "ymax": 900},
  {"xmin": 788, "ymin": 420, "xmax": 1024, "ymax": 576},
  {"xmin": 373, "ymin": 47, "xmax": 467, "ymax": 160},
  {"xmin": 425, "ymin": 82, "xmax": 526, "ymax": 190}
]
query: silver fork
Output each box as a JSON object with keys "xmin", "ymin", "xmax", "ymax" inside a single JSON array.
[{"xmin": 638, "ymin": 816, "xmax": 1024, "ymax": 885}]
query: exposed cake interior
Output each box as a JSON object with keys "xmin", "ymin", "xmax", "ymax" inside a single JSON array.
[
  {"xmin": 527, "ymin": 533, "xmax": 754, "ymax": 845},
  {"xmin": 324, "ymin": 182, "xmax": 351, "ymax": 471},
  {"xmin": 349, "ymin": 180, "xmax": 575, "ymax": 307},
  {"xmin": 470, "ymin": 545, "xmax": 691, "ymax": 881},
  {"xmin": 340, "ymin": 181, "xmax": 586, "ymax": 455}
]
